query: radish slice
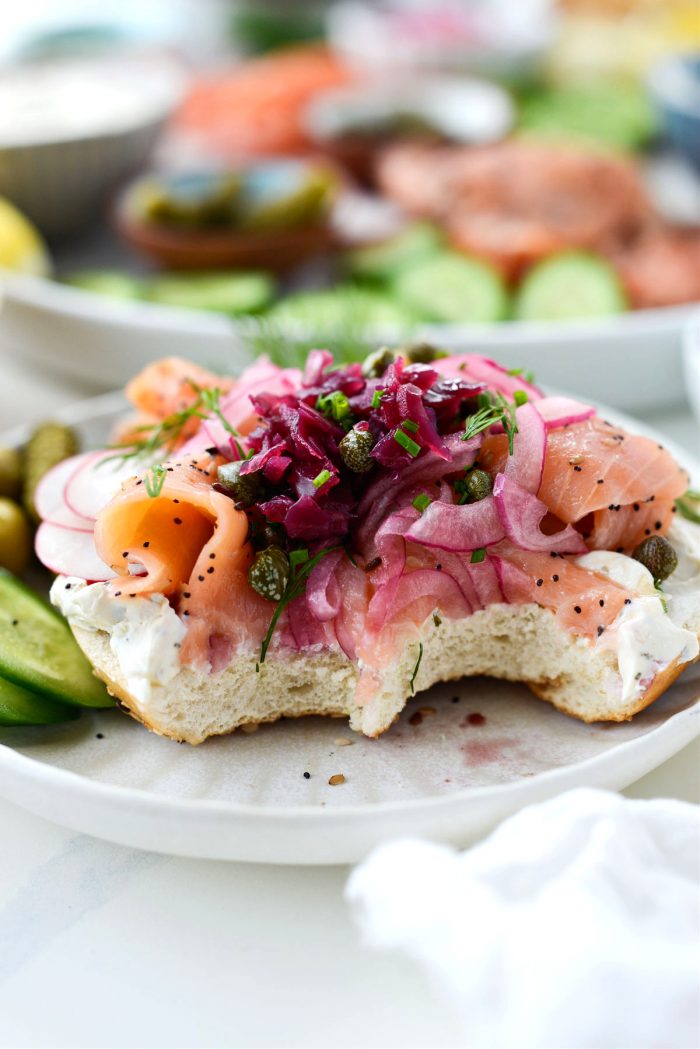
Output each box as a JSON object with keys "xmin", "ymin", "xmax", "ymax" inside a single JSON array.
[
  {"xmin": 35, "ymin": 522, "xmax": 115, "ymax": 581},
  {"xmin": 535, "ymin": 396, "xmax": 595, "ymax": 431},
  {"xmin": 35, "ymin": 454, "xmax": 94, "ymax": 526},
  {"xmin": 493, "ymin": 473, "xmax": 587, "ymax": 554},
  {"xmin": 504, "ymin": 401, "xmax": 546, "ymax": 494},
  {"xmin": 65, "ymin": 452, "xmax": 141, "ymax": 522},
  {"xmin": 406, "ymin": 496, "xmax": 505, "ymax": 552},
  {"xmin": 435, "ymin": 354, "xmax": 542, "ymax": 401}
]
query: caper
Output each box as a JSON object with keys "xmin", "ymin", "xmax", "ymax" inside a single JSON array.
[
  {"xmin": 400, "ymin": 342, "xmax": 448, "ymax": 365},
  {"xmin": 248, "ymin": 546, "xmax": 290, "ymax": 602},
  {"xmin": 339, "ymin": 426, "xmax": 376, "ymax": 473},
  {"xmin": 0, "ymin": 446, "xmax": 22, "ymax": 500},
  {"xmin": 216, "ymin": 461, "xmax": 262, "ymax": 506},
  {"xmin": 464, "ymin": 469, "xmax": 493, "ymax": 503},
  {"xmin": 632, "ymin": 535, "xmax": 678, "ymax": 585},
  {"xmin": 0, "ymin": 498, "xmax": 31, "ymax": 576},
  {"xmin": 362, "ymin": 346, "xmax": 396, "ymax": 379}
]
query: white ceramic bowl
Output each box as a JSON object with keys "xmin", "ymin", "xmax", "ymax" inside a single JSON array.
[
  {"xmin": 0, "ymin": 55, "xmax": 186, "ymax": 238},
  {"xmin": 0, "ymin": 269, "xmax": 696, "ymax": 412},
  {"xmin": 682, "ymin": 311, "xmax": 700, "ymax": 424}
]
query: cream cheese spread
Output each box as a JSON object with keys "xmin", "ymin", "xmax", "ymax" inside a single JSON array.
[
  {"xmin": 578, "ymin": 525, "xmax": 700, "ymax": 704},
  {"xmin": 51, "ymin": 576, "xmax": 185, "ymax": 705}
]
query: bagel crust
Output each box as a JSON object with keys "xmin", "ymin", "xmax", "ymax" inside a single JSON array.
[{"xmin": 71, "ymin": 598, "xmax": 699, "ymax": 745}]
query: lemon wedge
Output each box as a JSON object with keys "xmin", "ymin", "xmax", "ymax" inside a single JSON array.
[{"xmin": 0, "ymin": 197, "xmax": 51, "ymax": 276}]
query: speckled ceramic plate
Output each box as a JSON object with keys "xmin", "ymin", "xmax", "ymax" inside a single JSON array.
[{"xmin": 0, "ymin": 395, "xmax": 698, "ymax": 864}]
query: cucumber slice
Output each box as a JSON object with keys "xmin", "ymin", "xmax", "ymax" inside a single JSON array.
[
  {"xmin": 0, "ymin": 571, "xmax": 112, "ymax": 709},
  {"xmin": 146, "ymin": 272, "xmax": 274, "ymax": 316},
  {"xmin": 518, "ymin": 83, "xmax": 655, "ymax": 152},
  {"xmin": 0, "ymin": 675, "xmax": 79, "ymax": 727},
  {"xmin": 67, "ymin": 270, "xmax": 145, "ymax": 300},
  {"xmin": 392, "ymin": 253, "xmax": 509, "ymax": 324},
  {"xmin": 269, "ymin": 286, "xmax": 418, "ymax": 333},
  {"xmin": 514, "ymin": 251, "xmax": 627, "ymax": 321},
  {"xmin": 346, "ymin": 222, "xmax": 444, "ymax": 283}
]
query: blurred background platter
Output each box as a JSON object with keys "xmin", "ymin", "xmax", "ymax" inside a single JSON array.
[{"xmin": 0, "ymin": 0, "xmax": 698, "ymax": 413}]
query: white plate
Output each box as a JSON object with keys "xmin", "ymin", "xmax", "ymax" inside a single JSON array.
[
  {"xmin": 0, "ymin": 394, "xmax": 698, "ymax": 864},
  {"xmin": 0, "ymin": 271, "xmax": 696, "ymax": 411}
]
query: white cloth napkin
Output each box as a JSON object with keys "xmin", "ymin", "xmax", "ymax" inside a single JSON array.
[{"xmin": 347, "ymin": 789, "xmax": 700, "ymax": 1049}]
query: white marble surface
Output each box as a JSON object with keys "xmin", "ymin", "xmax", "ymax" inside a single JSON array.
[{"xmin": 0, "ymin": 350, "xmax": 698, "ymax": 1048}]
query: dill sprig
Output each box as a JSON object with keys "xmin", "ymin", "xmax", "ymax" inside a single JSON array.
[
  {"xmin": 676, "ymin": 489, "xmax": 700, "ymax": 525},
  {"xmin": 256, "ymin": 546, "xmax": 342, "ymax": 671},
  {"xmin": 144, "ymin": 464, "xmax": 167, "ymax": 498},
  {"xmin": 462, "ymin": 390, "xmax": 525, "ymax": 455},
  {"xmin": 107, "ymin": 383, "xmax": 244, "ymax": 463}
]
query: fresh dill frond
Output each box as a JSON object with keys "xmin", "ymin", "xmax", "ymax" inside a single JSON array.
[
  {"xmin": 676, "ymin": 489, "xmax": 700, "ymax": 524},
  {"xmin": 462, "ymin": 390, "xmax": 520, "ymax": 454},
  {"xmin": 143, "ymin": 464, "xmax": 167, "ymax": 498}
]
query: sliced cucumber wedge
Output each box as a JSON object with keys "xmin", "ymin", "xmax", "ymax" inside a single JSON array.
[
  {"xmin": 146, "ymin": 272, "xmax": 274, "ymax": 316},
  {"xmin": 0, "ymin": 675, "xmax": 79, "ymax": 727},
  {"xmin": 345, "ymin": 222, "xmax": 444, "ymax": 283},
  {"xmin": 67, "ymin": 270, "xmax": 145, "ymax": 300},
  {"xmin": 0, "ymin": 571, "xmax": 112, "ymax": 709},
  {"xmin": 392, "ymin": 252, "xmax": 509, "ymax": 324},
  {"xmin": 515, "ymin": 251, "xmax": 627, "ymax": 322},
  {"xmin": 269, "ymin": 286, "xmax": 418, "ymax": 333}
]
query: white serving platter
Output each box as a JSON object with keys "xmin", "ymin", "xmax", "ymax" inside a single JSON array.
[
  {"xmin": 0, "ymin": 270, "xmax": 696, "ymax": 411},
  {"xmin": 0, "ymin": 392, "xmax": 697, "ymax": 863}
]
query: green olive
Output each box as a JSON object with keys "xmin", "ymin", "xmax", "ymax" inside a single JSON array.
[
  {"xmin": 339, "ymin": 426, "xmax": 376, "ymax": 473},
  {"xmin": 632, "ymin": 535, "xmax": 678, "ymax": 586},
  {"xmin": 0, "ymin": 498, "xmax": 31, "ymax": 576},
  {"xmin": 248, "ymin": 546, "xmax": 290, "ymax": 602},
  {"xmin": 0, "ymin": 446, "xmax": 22, "ymax": 499}
]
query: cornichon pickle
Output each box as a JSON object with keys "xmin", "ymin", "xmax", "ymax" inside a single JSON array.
[
  {"xmin": 0, "ymin": 499, "xmax": 31, "ymax": 576},
  {"xmin": 632, "ymin": 535, "xmax": 678, "ymax": 585},
  {"xmin": 23, "ymin": 422, "xmax": 78, "ymax": 522},
  {"xmin": 0, "ymin": 446, "xmax": 22, "ymax": 499},
  {"xmin": 248, "ymin": 547, "xmax": 290, "ymax": 602}
]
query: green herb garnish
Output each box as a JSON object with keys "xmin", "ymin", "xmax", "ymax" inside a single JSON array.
[
  {"xmin": 371, "ymin": 389, "xmax": 384, "ymax": 409},
  {"xmin": 313, "ymin": 469, "xmax": 332, "ymax": 488},
  {"xmin": 143, "ymin": 464, "xmax": 167, "ymax": 498},
  {"xmin": 462, "ymin": 391, "xmax": 519, "ymax": 455},
  {"xmin": 412, "ymin": 492, "xmax": 432, "ymax": 513},
  {"xmin": 257, "ymin": 547, "xmax": 342, "ymax": 669},
  {"xmin": 289, "ymin": 548, "xmax": 310, "ymax": 568},
  {"xmin": 394, "ymin": 429, "xmax": 421, "ymax": 457},
  {"xmin": 513, "ymin": 390, "xmax": 528, "ymax": 407},
  {"xmin": 470, "ymin": 547, "xmax": 486, "ymax": 564},
  {"xmin": 676, "ymin": 489, "xmax": 700, "ymax": 524},
  {"xmin": 317, "ymin": 391, "xmax": 352, "ymax": 426},
  {"xmin": 401, "ymin": 419, "xmax": 419, "ymax": 434},
  {"xmin": 409, "ymin": 642, "xmax": 423, "ymax": 695}
]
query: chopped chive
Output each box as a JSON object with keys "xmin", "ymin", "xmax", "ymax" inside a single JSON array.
[
  {"xmin": 409, "ymin": 642, "xmax": 423, "ymax": 695},
  {"xmin": 289, "ymin": 549, "xmax": 310, "ymax": 568},
  {"xmin": 513, "ymin": 390, "xmax": 528, "ymax": 407},
  {"xmin": 412, "ymin": 493, "xmax": 432, "ymax": 513},
  {"xmin": 317, "ymin": 391, "xmax": 351, "ymax": 423},
  {"xmin": 525, "ymin": 370, "xmax": 535, "ymax": 384},
  {"xmin": 313, "ymin": 469, "xmax": 331, "ymax": 488},
  {"xmin": 401, "ymin": 419, "xmax": 419, "ymax": 434},
  {"xmin": 371, "ymin": 390, "xmax": 383, "ymax": 409},
  {"xmin": 470, "ymin": 548, "xmax": 486, "ymax": 564},
  {"xmin": 506, "ymin": 367, "xmax": 523, "ymax": 377},
  {"xmin": 394, "ymin": 429, "xmax": 421, "ymax": 457}
]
